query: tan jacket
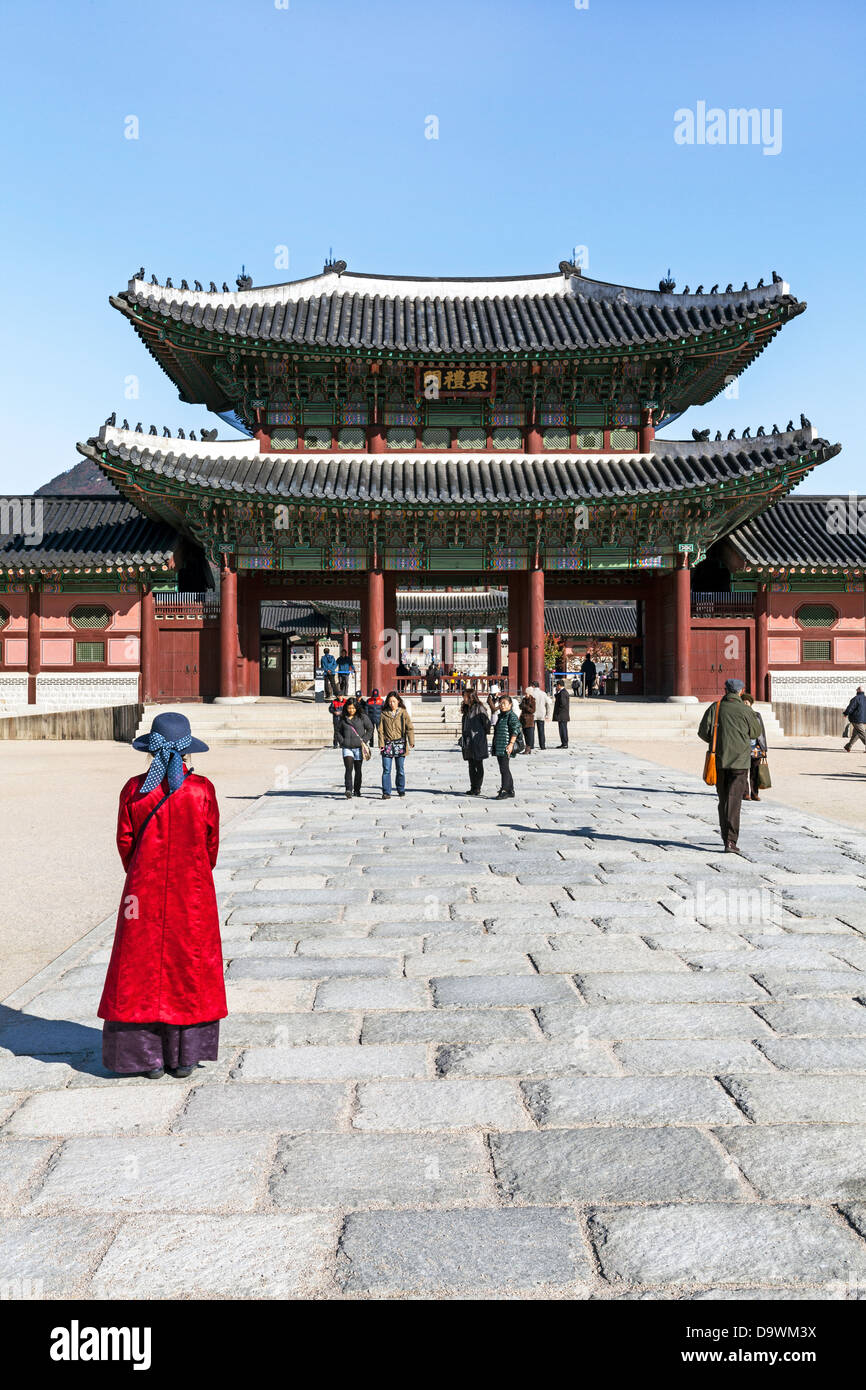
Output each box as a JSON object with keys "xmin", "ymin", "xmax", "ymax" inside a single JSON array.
[{"xmin": 378, "ymin": 706, "xmax": 415, "ymax": 749}]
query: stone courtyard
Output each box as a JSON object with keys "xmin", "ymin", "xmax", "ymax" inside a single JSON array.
[{"xmin": 1, "ymin": 743, "xmax": 866, "ymax": 1300}]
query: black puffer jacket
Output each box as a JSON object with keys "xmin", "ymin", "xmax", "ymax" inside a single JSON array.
[
  {"xmin": 461, "ymin": 704, "xmax": 491, "ymax": 761},
  {"xmin": 337, "ymin": 711, "xmax": 374, "ymax": 750}
]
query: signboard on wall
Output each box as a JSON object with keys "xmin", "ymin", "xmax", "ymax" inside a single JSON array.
[{"xmin": 417, "ymin": 366, "xmax": 494, "ymax": 398}]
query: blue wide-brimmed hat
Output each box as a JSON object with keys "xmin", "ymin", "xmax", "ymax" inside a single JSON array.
[{"xmin": 132, "ymin": 711, "xmax": 208, "ymax": 793}]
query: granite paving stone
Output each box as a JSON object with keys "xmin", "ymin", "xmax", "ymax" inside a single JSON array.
[
  {"xmin": 717, "ymin": 1125, "xmax": 866, "ymax": 1201},
  {"xmin": 335, "ymin": 1208, "xmax": 590, "ymax": 1293},
  {"xmin": 271, "ymin": 1133, "xmax": 493, "ymax": 1208},
  {"xmin": 522, "ymin": 1076, "xmax": 744, "ymax": 1127},
  {"xmin": 491, "ymin": 1127, "xmax": 741, "ymax": 1203},
  {"xmin": 588, "ymin": 1204, "xmax": 866, "ymax": 1288},
  {"xmin": 719, "ymin": 1074, "xmax": 866, "ymax": 1123}
]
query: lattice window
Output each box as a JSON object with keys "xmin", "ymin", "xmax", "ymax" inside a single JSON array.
[
  {"xmin": 0, "ymin": 606, "xmax": 8, "ymax": 629},
  {"xmin": 456, "ymin": 428, "xmax": 486, "ymax": 449},
  {"xmin": 304, "ymin": 427, "xmax": 332, "ymax": 450},
  {"xmin": 75, "ymin": 640, "xmax": 105, "ymax": 663},
  {"xmin": 337, "ymin": 427, "xmax": 365, "ymax": 450},
  {"xmin": 491, "ymin": 427, "xmax": 521, "ymax": 450},
  {"xmin": 270, "ymin": 427, "xmax": 298, "ymax": 450},
  {"xmin": 610, "ymin": 428, "xmax": 639, "ymax": 450},
  {"xmin": 386, "ymin": 427, "xmax": 416, "ymax": 450},
  {"xmin": 802, "ymin": 640, "xmax": 832, "ymax": 661},
  {"xmin": 70, "ymin": 605, "xmax": 111, "ymax": 630},
  {"xmin": 421, "ymin": 427, "xmax": 450, "ymax": 449},
  {"xmin": 576, "ymin": 428, "xmax": 603, "ymax": 450},
  {"xmin": 542, "ymin": 428, "xmax": 569, "ymax": 450},
  {"xmin": 797, "ymin": 604, "xmax": 838, "ymax": 628}
]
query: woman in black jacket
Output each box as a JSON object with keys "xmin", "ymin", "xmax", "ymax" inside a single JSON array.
[
  {"xmin": 337, "ymin": 698, "xmax": 374, "ymax": 799},
  {"xmin": 460, "ymin": 691, "xmax": 491, "ymax": 796}
]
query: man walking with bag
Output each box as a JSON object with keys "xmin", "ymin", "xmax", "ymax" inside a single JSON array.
[
  {"xmin": 843, "ymin": 686, "xmax": 866, "ymax": 752},
  {"xmin": 698, "ymin": 678, "xmax": 763, "ymax": 854}
]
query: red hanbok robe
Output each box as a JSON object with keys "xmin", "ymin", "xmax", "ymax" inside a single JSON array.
[{"xmin": 98, "ymin": 770, "xmax": 227, "ymax": 1025}]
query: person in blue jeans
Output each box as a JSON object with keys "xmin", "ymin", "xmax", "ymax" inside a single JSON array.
[{"xmin": 378, "ymin": 691, "xmax": 415, "ymax": 799}]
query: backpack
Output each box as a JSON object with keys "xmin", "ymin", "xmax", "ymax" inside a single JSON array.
[{"xmin": 514, "ymin": 723, "xmax": 526, "ymax": 754}]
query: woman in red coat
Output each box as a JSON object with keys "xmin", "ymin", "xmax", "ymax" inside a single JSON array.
[{"xmin": 99, "ymin": 711, "xmax": 227, "ymax": 1079}]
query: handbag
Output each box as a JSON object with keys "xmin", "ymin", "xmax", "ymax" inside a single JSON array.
[
  {"xmin": 360, "ymin": 741, "xmax": 371, "ymax": 762},
  {"xmin": 702, "ymin": 700, "xmax": 721, "ymax": 786},
  {"xmin": 843, "ymin": 723, "xmax": 851, "ymax": 740},
  {"xmin": 757, "ymin": 757, "xmax": 772, "ymax": 789}
]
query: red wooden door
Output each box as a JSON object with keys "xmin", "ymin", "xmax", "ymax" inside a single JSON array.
[
  {"xmin": 691, "ymin": 627, "xmax": 748, "ymax": 703},
  {"xmin": 157, "ymin": 630, "xmax": 197, "ymax": 700}
]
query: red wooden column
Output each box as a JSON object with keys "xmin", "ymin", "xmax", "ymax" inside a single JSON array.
[
  {"xmin": 219, "ymin": 558, "xmax": 239, "ymax": 699},
  {"xmin": 140, "ymin": 585, "xmax": 158, "ymax": 703},
  {"xmin": 383, "ymin": 571, "xmax": 398, "ymax": 691},
  {"xmin": 364, "ymin": 568, "xmax": 385, "ymax": 695},
  {"xmin": 517, "ymin": 577, "xmax": 530, "ymax": 691},
  {"xmin": 528, "ymin": 565, "xmax": 545, "ymax": 689},
  {"xmin": 639, "ymin": 406, "xmax": 655, "ymax": 453},
  {"xmin": 27, "ymin": 584, "xmax": 41, "ymax": 705},
  {"xmin": 488, "ymin": 626, "xmax": 502, "ymax": 679},
  {"xmin": 755, "ymin": 583, "xmax": 769, "ymax": 702},
  {"xmin": 671, "ymin": 556, "xmax": 692, "ymax": 699},
  {"xmin": 507, "ymin": 576, "xmax": 521, "ymax": 692}
]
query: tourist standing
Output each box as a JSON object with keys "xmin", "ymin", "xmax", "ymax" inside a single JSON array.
[
  {"xmin": 378, "ymin": 691, "xmax": 415, "ymax": 799},
  {"xmin": 698, "ymin": 677, "xmax": 763, "ymax": 853},
  {"xmin": 320, "ymin": 648, "xmax": 339, "ymax": 700},
  {"xmin": 527, "ymin": 680, "xmax": 550, "ymax": 748},
  {"xmin": 337, "ymin": 698, "xmax": 374, "ymax": 799},
  {"xmin": 98, "ymin": 711, "xmax": 226, "ymax": 1080},
  {"xmin": 460, "ymin": 690, "xmax": 491, "ymax": 795},
  {"xmin": 336, "ymin": 648, "xmax": 355, "ymax": 695},
  {"xmin": 366, "ymin": 688, "xmax": 385, "ymax": 732},
  {"xmin": 580, "ymin": 653, "xmax": 597, "ymax": 697},
  {"xmin": 843, "ymin": 686, "xmax": 866, "ymax": 752},
  {"xmin": 741, "ymin": 691, "xmax": 768, "ymax": 801},
  {"xmin": 492, "ymin": 694, "xmax": 521, "ymax": 798},
  {"xmin": 553, "ymin": 678, "xmax": 571, "ymax": 747},
  {"xmin": 519, "ymin": 690, "xmax": 536, "ymax": 753}
]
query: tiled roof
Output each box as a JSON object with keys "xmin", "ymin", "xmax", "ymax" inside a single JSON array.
[
  {"xmin": 726, "ymin": 496, "xmax": 866, "ymax": 570},
  {"xmin": 0, "ymin": 497, "xmax": 179, "ymax": 572},
  {"xmin": 79, "ymin": 426, "xmax": 836, "ymax": 506},
  {"xmin": 260, "ymin": 596, "xmax": 637, "ymax": 638},
  {"xmin": 115, "ymin": 267, "xmax": 802, "ymax": 355}
]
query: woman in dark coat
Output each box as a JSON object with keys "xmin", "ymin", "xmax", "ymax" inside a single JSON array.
[
  {"xmin": 98, "ymin": 711, "xmax": 226, "ymax": 1080},
  {"xmin": 460, "ymin": 691, "xmax": 491, "ymax": 795},
  {"xmin": 337, "ymin": 698, "xmax": 374, "ymax": 798},
  {"xmin": 519, "ymin": 691, "xmax": 536, "ymax": 753}
]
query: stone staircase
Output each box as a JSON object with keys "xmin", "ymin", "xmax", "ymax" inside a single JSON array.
[{"xmin": 134, "ymin": 698, "xmax": 784, "ymax": 748}]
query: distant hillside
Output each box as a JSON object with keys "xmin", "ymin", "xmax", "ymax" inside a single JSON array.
[{"xmin": 35, "ymin": 458, "xmax": 119, "ymax": 496}]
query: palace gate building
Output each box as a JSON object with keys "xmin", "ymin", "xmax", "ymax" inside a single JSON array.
[{"xmin": 1, "ymin": 259, "xmax": 862, "ymax": 711}]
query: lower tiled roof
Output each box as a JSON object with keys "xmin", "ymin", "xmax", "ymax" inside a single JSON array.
[
  {"xmin": 727, "ymin": 496, "xmax": 866, "ymax": 569},
  {"xmin": 0, "ymin": 497, "xmax": 179, "ymax": 572},
  {"xmin": 79, "ymin": 426, "xmax": 837, "ymax": 505}
]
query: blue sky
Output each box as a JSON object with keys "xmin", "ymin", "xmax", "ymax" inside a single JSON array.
[{"xmin": 2, "ymin": 0, "xmax": 863, "ymax": 493}]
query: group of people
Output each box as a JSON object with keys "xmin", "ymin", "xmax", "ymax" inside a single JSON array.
[
  {"xmin": 320, "ymin": 648, "xmax": 355, "ymax": 699},
  {"xmin": 329, "ymin": 690, "xmax": 415, "ymax": 799}
]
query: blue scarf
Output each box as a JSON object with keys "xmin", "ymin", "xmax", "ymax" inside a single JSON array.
[{"xmin": 139, "ymin": 731, "xmax": 191, "ymax": 794}]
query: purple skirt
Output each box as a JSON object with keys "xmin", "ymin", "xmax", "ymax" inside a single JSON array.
[{"xmin": 102, "ymin": 1020, "xmax": 220, "ymax": 1074}]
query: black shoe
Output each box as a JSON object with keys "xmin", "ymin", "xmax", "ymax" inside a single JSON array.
[
  {"xmin": 382, "ymin": 793, "xmax": 391, "ymax": 799},
  {"xmin": 169, "ymin": 1066, "xmax": 194, "ymax": 1079},
  {"xmin": 398, "ymin": 791, "xmax": 405, "ymax": 797},
  {"xmin": 143, "ymin": 1067, "xmax": 165, "ymax": 1080},
  {"xmin": 345, "ymin": 791, "xmax": 353, "ymax": 799},
  {"xmin": 353, "ymin": 791, "xmax": 361, "ymax": 797}
]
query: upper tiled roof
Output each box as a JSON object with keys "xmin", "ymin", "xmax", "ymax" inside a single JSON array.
[
  {"xmin": 260, "ymin": 595, "xmax": 637, "ymax": 638},
  {"xmin": 114, "ymin": 265, "xmax": 803, "ymax": 355},
  {"xmin": 726, "ymin": 496, "xmax": 866, "ymax": 570},
  {"xmin": 79, "ymin": 425, "xmax": 836, "ymax": 506},
  {"xmin": 0, "ymin": 496, "xmax": 179, "ymax": 572}
]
